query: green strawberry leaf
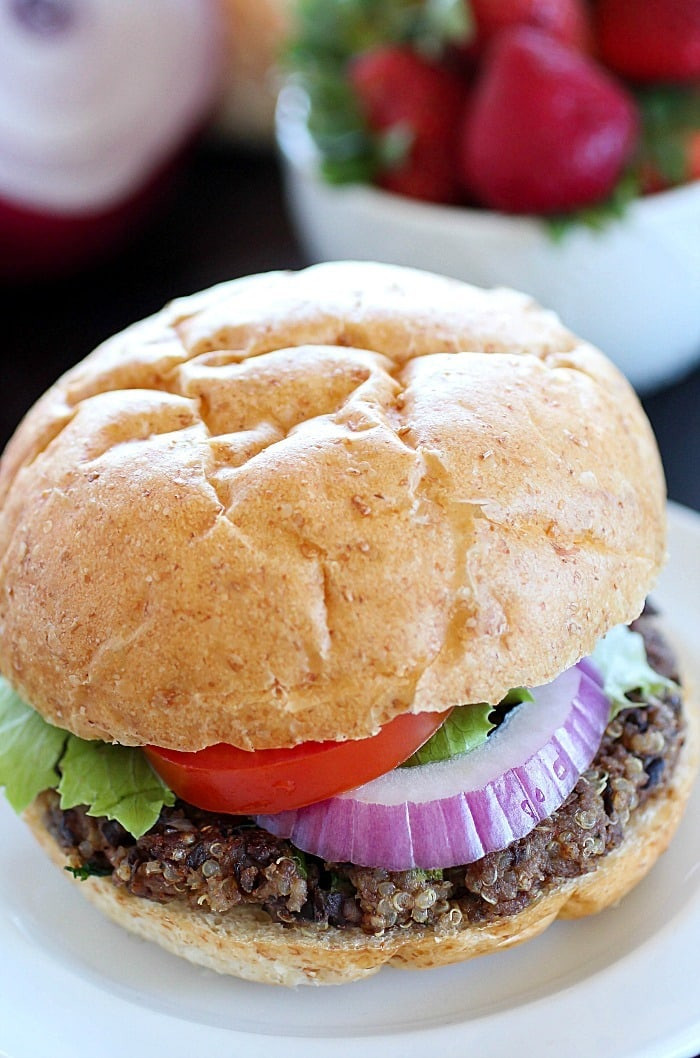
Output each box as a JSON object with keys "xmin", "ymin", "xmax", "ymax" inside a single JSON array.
[
  {"xmin": 546, "ymin": 170, "xmax": 641, "ymax": 240},
  {"xmin": 413, "ymin": 0, "xmax": 475, "ymax": 57},
  {"xmin": 287, "ymin": 0, "xmax": 473, "ymax": 185},
  {"xmin": 635, "ymin": 85, "xmax": 700, "ymax": 186},
  {"xmin": 376, "ymin": 123, "xmax": 414, "ymax": 170},
  {"xmin": 289, "ymin": 0, "xmax": 472, "ymax": 65}
]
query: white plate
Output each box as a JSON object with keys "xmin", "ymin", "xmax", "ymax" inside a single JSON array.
[{"xmin": 1, "ymin": 502, "xmax": 699, "ymax": 1058}]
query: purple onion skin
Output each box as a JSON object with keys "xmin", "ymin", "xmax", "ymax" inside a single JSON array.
[
  {"xmin": 257, "ymin": 662, "xmax": 610, "ymax": 871},
  {"xmin": 577, "ymin": 656, "xmax": 604, "ymax": 687}
]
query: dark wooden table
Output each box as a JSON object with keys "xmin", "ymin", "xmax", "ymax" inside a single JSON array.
[{"xmin": 1, "ymin": 143, "xmax": 699, "ymax": 514}]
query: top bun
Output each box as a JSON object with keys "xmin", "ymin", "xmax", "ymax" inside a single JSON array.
[{"xmin": 0, "ymin": 263, "xmax": 666, "ymax": 751}]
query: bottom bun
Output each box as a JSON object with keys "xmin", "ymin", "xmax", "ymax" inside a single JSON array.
[{"xmin": 23, "ymin": 689, "xmax": 699, "ymax": 987}]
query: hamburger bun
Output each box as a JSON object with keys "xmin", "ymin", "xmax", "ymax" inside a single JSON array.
[{"xmin": 0, "ymin": 262, "xmax": 665, "ymax": 753}]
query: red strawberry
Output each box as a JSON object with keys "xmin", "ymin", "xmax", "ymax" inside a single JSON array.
[
  {"xmin": 460, "ymin": 27, "xmax": 639, "ymax": 213},
  {"xmin": 470, "ymin": 0, "xmax": 590, "ymax": 54},
  {"xmin": 595, "ymin": 0, "xmax": 700, "ymax": 84},
  {"xmin": 349, "ymin": 46, "xmax": 468, "ymax": 204}
]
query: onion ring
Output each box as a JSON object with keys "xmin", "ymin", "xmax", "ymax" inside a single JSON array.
[{"xmin": 256, "ymin": 661, "xmax": 610, "ymax": 870}]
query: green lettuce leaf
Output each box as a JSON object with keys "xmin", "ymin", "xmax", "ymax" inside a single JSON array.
[
  {"xmin": 0, "ymin": 678, "xmax": 67, "ymax": 812},
  {"xmin": 590, "ymin": 623, "xmax": 677, "ymax": 719},
  {"xmin": 401, "ymin": 702, "xmax": 496, "ymax": 767},
  {"xmin": 0, "ymin": 676, "xmax": 174, "ymax": 837},
  {"xmin": 401, "ymin": 687, "xmax": 535, "ymax": 768},
  {"xmin": 58, "ymin": 737, "xmax": 175, "ymax": 839},
  {"xmin": 499, "ymin": 686, "xmax": 535, "ymax": 708}
]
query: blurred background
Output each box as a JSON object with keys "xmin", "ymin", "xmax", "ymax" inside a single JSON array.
[{"xmin": 0, "ymin": 0, "xmax": 698, "ymax": 512}]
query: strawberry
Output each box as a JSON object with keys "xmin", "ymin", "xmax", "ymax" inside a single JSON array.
[
  {"xmin": 595, "ymin": 0, "xmax": 700, "ymax": 84},
  {"xmin": 349, "ymin": 46, "xmax": 468, "ymax": 204},
  {"xmin": 469, "ymin": 0, "xmax": 590, "ymax": 54},
  {"xmin": 460, "ymin": 27, "xmax": 639, "ymax": 213}
]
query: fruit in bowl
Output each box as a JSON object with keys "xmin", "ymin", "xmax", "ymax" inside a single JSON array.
[
  {"xmin": 278, "ymin": 0, "xmax": 700, "ymax": 393},
  {"xmin": 0, "ymin": 0, "xmax": 224, "ymax": 280},
  {"xmin": 458, "ymin": 26, "xmax": 640, "ymax": 214},
  {"xmin": 287, "ymin": 0, "xmax": 700, "ymax": 215}
]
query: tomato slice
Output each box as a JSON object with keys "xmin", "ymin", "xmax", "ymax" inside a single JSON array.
[{"xmin": 145, "ymin": 709, "xmax": 450, "ymax": 815}]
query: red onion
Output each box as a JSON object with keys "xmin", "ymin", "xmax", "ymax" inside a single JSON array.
[{"xmin": 256, "ymin": 661, "xmax": 609, "ymax": 870}]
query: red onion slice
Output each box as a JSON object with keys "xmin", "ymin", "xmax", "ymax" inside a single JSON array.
[{"xmin": 256, "ymin": 661, "xmax": 609, "ymax": 870}]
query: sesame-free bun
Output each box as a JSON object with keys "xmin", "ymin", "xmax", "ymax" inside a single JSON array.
[
  {"xmin": 0, "ymin": 263, "xmax": 666, "ymax": 751},
  {"xmin": 22, "ymin": 684, "xmax": 700, "ymax": 985}
]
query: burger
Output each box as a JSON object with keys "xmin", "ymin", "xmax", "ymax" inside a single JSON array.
[{"xmin": 0, "ymin": 262, "xmax": 697, "ymax": 986}]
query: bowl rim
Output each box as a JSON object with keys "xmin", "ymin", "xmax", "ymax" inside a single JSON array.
[{"xmin": 276, "ymin": 81, "xmax": 700, "ymax": 233}]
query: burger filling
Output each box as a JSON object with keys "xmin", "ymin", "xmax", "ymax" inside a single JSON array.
[{"xmin": 34, "ymin": 610, "xmax": 686, "ymax": 937}]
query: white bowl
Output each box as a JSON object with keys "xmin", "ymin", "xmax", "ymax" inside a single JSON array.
[{"xmin": 277, "ymin": 84, "xmax": 700, "ymax": 393}]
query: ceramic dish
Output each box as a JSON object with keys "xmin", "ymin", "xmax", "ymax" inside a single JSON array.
[{"xmin": 1, "ymin": 503, "xmax": 699, "ymax": 1058}]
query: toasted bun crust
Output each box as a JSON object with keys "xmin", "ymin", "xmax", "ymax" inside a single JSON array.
[
  {"xmin": 0, "ymin": 263, "xmax": 666, "ymax": 751},
  {"xmin": 23, "ymin": 684, "xmax": 699, "ymax": 986}
]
